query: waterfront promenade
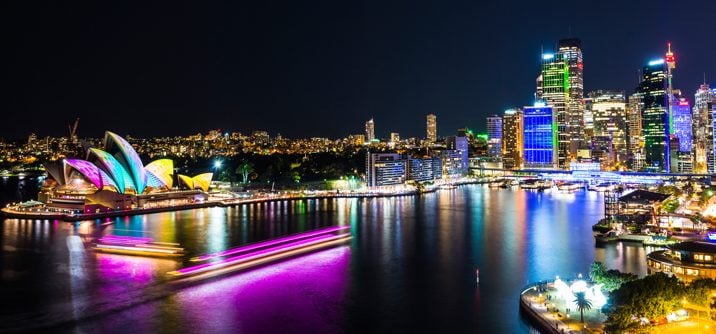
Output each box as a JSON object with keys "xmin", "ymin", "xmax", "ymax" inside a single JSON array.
[
  {"xmin": 1, "ymin": 178, "xmax": 481, "ymax": 221},
  {"xmin": 520, "ymin": 280, "xmax": 605, "ymax": 334}
]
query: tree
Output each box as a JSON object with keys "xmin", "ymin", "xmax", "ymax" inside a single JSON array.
[
  {"xmin": 236, "ymin": 160, "xmax": 254, "ymax": 184},
  {"xmin": 589, "ymin": 262, "xmax": 637, "ymax": 292},
  {"xmin": 573, "ymin": 291, "xmax": 593, "ymax": 324}
]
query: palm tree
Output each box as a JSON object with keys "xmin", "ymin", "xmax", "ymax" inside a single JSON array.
[{"xmin": 573, "ymin": 291, "xmax": 593, "ymax": 324}]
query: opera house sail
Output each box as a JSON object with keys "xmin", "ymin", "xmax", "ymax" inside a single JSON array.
[{"xmin": 39, "ymin": 131, "xmax": 213, "ymax": 213}]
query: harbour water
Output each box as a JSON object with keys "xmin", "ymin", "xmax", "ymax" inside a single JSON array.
[{"xmin": 0, "ymin": 179, "xmax": 648, "ymax": 333}]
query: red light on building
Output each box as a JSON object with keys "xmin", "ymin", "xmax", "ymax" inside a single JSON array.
[
  {"xmin": 577, "ymin": 62, "xmax": 583, "ymax": 70},
  {"xmin": 666, "ymin": 54, "xmax": 675, "ymax": 63},
  {"xmin": 678, "ymin": 101, "xmax": 689, "ymax": 106}
]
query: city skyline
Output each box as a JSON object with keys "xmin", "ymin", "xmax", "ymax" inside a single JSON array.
[{"xmin": 4, "ymin": 1, "xmax": 716, "ymax": 140}]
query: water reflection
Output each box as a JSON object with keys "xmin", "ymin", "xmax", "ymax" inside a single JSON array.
[{"xmin": 1, "ymin": 185, "xmax": 651, "ymax": 333}]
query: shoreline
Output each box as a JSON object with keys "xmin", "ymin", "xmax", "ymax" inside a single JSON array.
[{"xmin": 1, "ymin": 179, "xmax": 484, "ymax": 222}]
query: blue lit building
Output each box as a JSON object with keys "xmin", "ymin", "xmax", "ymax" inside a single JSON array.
[
  {"xmin": 672, "ymin": 97, "xmax": 692, "ymax": 153},
  {"xmin": 523, "ymin": 104, "xmax": 557, "ymax": 168}
]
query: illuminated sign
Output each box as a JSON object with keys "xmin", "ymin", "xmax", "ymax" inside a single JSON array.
[
  {"xmin": 542, "ymin": 54, "xmax": 554, "ymax": 60},
  {"xmin": 648, "ymin": 59, "xmax": 665, "ymax": 66}
]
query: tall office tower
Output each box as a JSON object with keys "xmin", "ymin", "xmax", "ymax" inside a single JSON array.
[
  {"xmin": 693, "ymin": 84, "xmax": 716, "ymax": 173},
  {"xmin": 583, "ymin": 97, "xmax": 594, "ymax": 143},
  {"xmin": 426, "ymin": 114, "xmax": 437, "ymax": 142},
  {"xmin": 365, "ymin": 118, "xmax": 375, "ymax": 142},
  {"xmin": 671, "ymin": 97, "xmax": 692, "ymax": 152},
  {"xmin": 589, "ymin": 90, "xmax": 627, "ymax": 169},
  {"xmin": 523, "ymin": 103, "xmax": 557, "ymax": 169},
  {"xmin": 636, "ymin": 58, "xmax": 668, "ymax": 172},
  {"xmin": 502, "ymin": 109, "xmax": 523, "ymax": 169},
  {"xmin": 486, "ymin": 115, "xmax": 503, "ymax": 158},
  {"xmin": 560, "ymin": 38, "xmax": 585, "ymax": 156},
  {"xmin": 627, "ymin": 93, "xmax": 644, "ymax": 170},
  {"xmin": 537, "ymin": 38, "xmax": 584, "ymax": 169}
]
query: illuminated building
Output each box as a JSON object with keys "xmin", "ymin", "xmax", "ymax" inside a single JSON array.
[
  {"xmin": 389, "ymin": 132, "xmax": 400, "ymax": 149},
  {"xmin": 693, "ymin": 83, "xmax": 716, "ymax": 173},
  {"xmin": 636, "ymin": 58, "xmax": 668, "ymax": 172},
  {"xmin": 523, "ymin": 104, "xmax": 557, "ymax": 169},
  {"xmin": 445, "ymin": 135, "xmax": 469, "ymax": 175},
  {"xmin": 589, "ymin": 90, "xmax": 627, "ymax": 169},
  {"xmin": 671, "ymin": 97, "xmax": 692, "ymax": 153},
  {"xmin": 627, "ymin": 93, "xmax": 644, "ymax": 170},
  {"xmin": 365, "ymin": 153, "xmax": 406, "ymax": 187},
  {"xmin": 407, "ymin": 157, "xmax": 441, "ymax": 183},
  {"xmin": 502, "ymin": 109, "xmax": 523, "ymax": 169},
  {"xmin": 426, "ymin": 114, "xmax": 437, "ymax": 142},
  {"xmin": 40, "ymin": 131, "xmax": 211, "ymax": 213},
  {"xmin": 648, "ymin": 241, "xmax": 716, "ymax": 283},
  {"xmin": 251, "ymin": 131, "xmax": 270, "ymax": 146},
  {"xmin": 365, "ymin": 118, "xmax": 375, "ymax": 142},
  {"xmin": 537, "ymin": 38, "xmax": 584, "ymax": 169},
  {"xmin": 486, "ymin": 115, "xmax": 502, "ymax": 158}
]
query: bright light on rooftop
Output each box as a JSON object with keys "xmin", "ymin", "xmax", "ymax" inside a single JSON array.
[
  {"xmin": 648, "ymin": 59, "xmax": 665, "ymax": 66},
  {"xmin": 542, "ymin": 54, "xmax": 554, "ymax": 60}
]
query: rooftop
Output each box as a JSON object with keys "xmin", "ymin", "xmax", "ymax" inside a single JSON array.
[{"xmin": 619, "ymin": 189, "xmax": 670, "ymax": 204}]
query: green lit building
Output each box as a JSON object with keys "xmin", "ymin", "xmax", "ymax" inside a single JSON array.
[
  {"xmin": 636, "ymin": 59, "xmax": 669, "ymax": 172},
  {"xmin": 536, "ymin": 38, "xmax": 584, "ymax": 169}
]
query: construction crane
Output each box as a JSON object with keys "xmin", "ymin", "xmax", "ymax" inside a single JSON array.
[{"xmin": 69, "ymin": 118, "xmax": 79, "ymax": 144}]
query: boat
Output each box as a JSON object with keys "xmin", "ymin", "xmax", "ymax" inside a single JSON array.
[
  {"xmin": 594, "ymin": 230, "xmax": 620, "ymax": 243},
  {"xmin": 94, "ymin": 235, "xmax": 185, "ymax": 257},
  {"xmin": 488, "ymin": 179, "xmax": 507, "ymax": 189},
  {"xmin": 439, "ymin": 184, "xmax": 458, "ymax": 190},
  {"xmin": 557, "ymin": 181, "xmax": 584, "ymax": 192},
  {"xmin": 520, "ymin": 179, "xmax": 553, "ymax": 190}
]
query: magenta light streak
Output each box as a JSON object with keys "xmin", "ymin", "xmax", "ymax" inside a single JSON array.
[
  {"xmin": 191, "ymin": 225, "xmax": 350, "ymax": 262},
  {"xmin": 174, "ymin": 233, "xmax": 350, "ymax": 276}
]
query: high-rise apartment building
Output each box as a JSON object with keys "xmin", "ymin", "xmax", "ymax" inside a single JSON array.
[
  {"xmin": 486, "ymin": 115, "xmax": 502, "ymax": 158},
  {"xmin": 636, "ymin": 59, "xmax": 668, "ymax": 172},
  {"xmin": 365, "ymin": 118, "xmax": 375, "ymax": 142},
  {"xmin": 536, "ymin": 38, "xmax": 584, "ymax": 169},
  {"xmin": 426, "ymin": 114, "xmax": 437, "ymax": 142},
  {"xmin": 523, "ymin": 104, "xmax": 557, "ymax": 169},
  {"xmin": 502, "ymin": 109, "xmax": 523, "ymax": 169}
]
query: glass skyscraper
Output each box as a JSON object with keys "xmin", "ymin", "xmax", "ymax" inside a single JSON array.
[
  {"xmin": 636, "ymin": 59, "xmax": 668, "ymax": 172},
  {"xmin": 486, "ymin": 115, "xmax": 502, "ymax": 158},
  {"xmin": 536, "ymin": 38, "xmax": 584, "ymax": 169},
  {"xmin": 671, "ymin": 97, "xmax": 692, "ymax": 153},
  {"xmin": 523, "ymin": 104, "xmax": 557, "ymax": 169}
]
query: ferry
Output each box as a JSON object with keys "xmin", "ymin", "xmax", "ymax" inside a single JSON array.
[
  {"xmin": 589, "ymin": 182, "xmax": 620, "ymax": 192},
  {"xmin": 93, "ymin": 235, "xmax": 185, "ymax": 258}
]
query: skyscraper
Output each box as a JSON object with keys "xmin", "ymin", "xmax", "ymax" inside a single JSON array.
[
  {"xmin": 636, "ymin": 59, "xmax": 668, "ymax": 172},
  {"xmin": 426, "ymin": 114, "xmax": 437, "ymax": 142},
  {"xmin": 523, "ymin": 103, "xmax": 557, "ymax": 169},
  {"xmin": 536, "ymin": 38, "xmax": 584, "ymax": 169},
  {"xmin": 560, "ymin": 38, "xmax": 585, "ymax": 156},
  {"xmin": 589, "ymin": 90, "xmax": 627, "ymax": 169},
  {"xmin": 671, "ymin": 97, "xmax": 692, "ymax": 153},
  {"xmin": 627, "ymin": 93, "xmax": 644, "ymax": 170},
  {"xmin": 486, "ymin": 115, "xmax": 502, "ymax": 158},
  {"xmin": 365, "ymin": 118, "xmax": 375, "ymax": 142},
  {"xmin": 693, "ymin": 84, "xmax": 716, "ymax": 173},
  {"xmin": 502, "ymin": 109, "xmax": 523, "ymax": 169}
]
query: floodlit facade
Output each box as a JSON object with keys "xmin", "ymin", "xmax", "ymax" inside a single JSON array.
[
  {"xmin": 426, "ymin": 114, "xmax": 437, "ymax": 142},
  {"xmin": 502, "ymin": 109, "xmax": 523, "ymax": 169},
  {"xmin": 523, "ymin": 104, "xmax": 557, "ymax": 169},
  {"xmin": 589, "ymin": 90, "xmax": 627, "ymax": 168}
]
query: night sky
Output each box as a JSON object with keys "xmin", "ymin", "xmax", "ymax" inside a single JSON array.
[{"xmin": 4, "ymin": 1, "xmax": 716, "ymax": 140}]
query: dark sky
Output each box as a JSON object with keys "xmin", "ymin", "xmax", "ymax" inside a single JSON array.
[{"xmin": 4, "ymin": 1, "xmax": 716, "ymax": 140}]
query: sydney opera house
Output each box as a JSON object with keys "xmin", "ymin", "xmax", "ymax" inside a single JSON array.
[{"xmin": 39, "ymin": 131, "xmax": 213, "ymax": 214}]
